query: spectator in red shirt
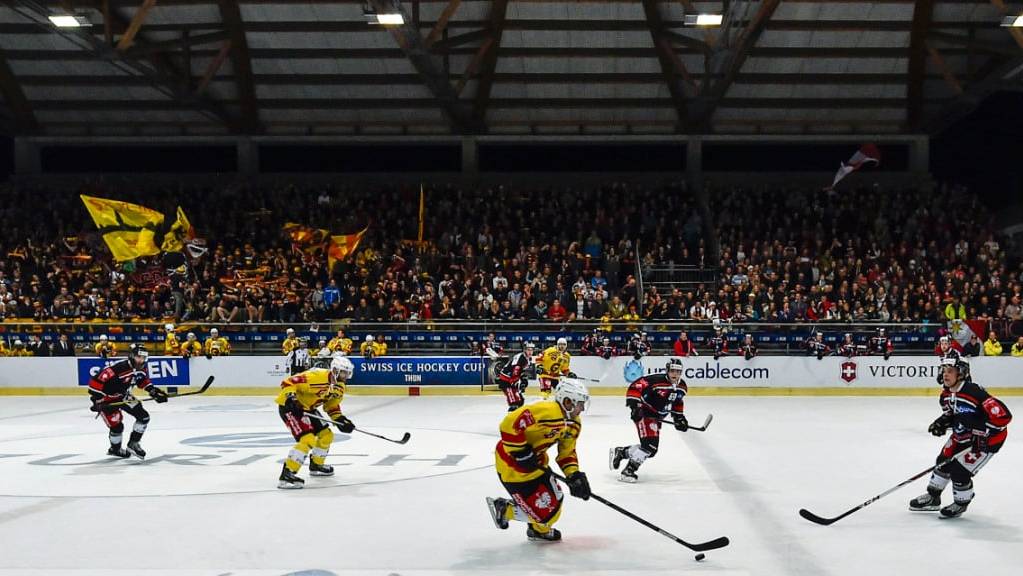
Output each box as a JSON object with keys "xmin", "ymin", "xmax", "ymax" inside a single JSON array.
[
  {"xmin": 672, "ymin": 331, "xmax": 698, "ymax": 357},
  {"xmin": 548, "ymin": 299, "xmax": 568, "ymax": 322}
]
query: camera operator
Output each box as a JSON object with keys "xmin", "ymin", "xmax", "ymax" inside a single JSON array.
[{"xmin": 805, "ymin": 331, "xmax": 831, "ymax": 361}]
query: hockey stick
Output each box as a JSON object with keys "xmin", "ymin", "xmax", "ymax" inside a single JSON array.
[
  {"xmin": 798, "ymin": 446, "xmax": 973, "ymax": 526},
  {"xmin": 304, "ymin": 413, "xmax": 411, "ymax": 445},
  {"xmin": 658, "ymin": 413, "xmax": 713, "ymax": 432},
  {"xmin": 103, "ymin": 376, "xmax": 215, "ymax": 408},
  {"xmin": 547, "ymin": 469, "xmax": 730, "ymax": 554}
]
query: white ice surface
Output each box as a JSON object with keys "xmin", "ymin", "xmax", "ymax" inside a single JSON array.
[{"xmin": 0, "ymin": 395, "xmax": 1020, "ymax": 576}]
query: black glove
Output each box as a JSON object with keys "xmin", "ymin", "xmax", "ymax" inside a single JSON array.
[
  {"xmin": 972, "ymin": 434, "xmax": 989, "ymax": 453},
  {"xmin": 148, "ymin": 386, "xmax": 168, "ymax": 403},
  {"xmin": 517, "ymin": 377, "xmax": 529, "ymax": 391},
  {"xmin": 567, "ymin": 471, "xmax": 591, "ymax": 500},
  {"xmin": 928, "ymin": 414, "xmax": 952, "ymax": 437},
  {"xmin": 628, "ymin": 402, "xmax": 643, "ymax": 422},
  {"xmin": 284, "ymin": 394, "xmax": 304, "ymax": 418},
  {"xmin": 511, "ymin": 447, "xmax": 539, "ymax": 472},
  {"xmin": 89, "ymin": 397, "xmax": 110, "ymax": 413},
  {"xmin": 334, "ymin": 414, "xmax": 355, "ymax": 433},
  {"xmin": 566, "ymin": 371, "xmax": 577, "ymax": 378},
  {"xmin": 674, "ymin": 413, "xmax": 689, "ymax": 432}
]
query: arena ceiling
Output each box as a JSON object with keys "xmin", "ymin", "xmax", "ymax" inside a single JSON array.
[{"xmin": 0, "ymin": 0, "xmax": 1021, "ymax": 137}]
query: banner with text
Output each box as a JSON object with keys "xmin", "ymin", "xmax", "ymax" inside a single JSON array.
[{"xmin": 75, "ymin": 356, "xmax": 190, "ymax": 387}]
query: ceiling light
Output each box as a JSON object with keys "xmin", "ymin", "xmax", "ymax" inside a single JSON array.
[
  {"xmin": 1001, "ymin": 15, "xmax": 1023, "ymax": 27},
  {"xmin": 48, "ymin": 14, "xmax": 90, "ymax": 28},
  {"xmin": 685, "ymin": 14, "xmax": 723, "ymax": 27},
  {"xmin": 363, "ymin": 8, "xmax": 404, "ymax": 26}
]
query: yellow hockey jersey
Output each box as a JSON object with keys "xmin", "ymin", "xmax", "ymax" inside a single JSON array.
[
  {"xmin": 181, "ymin": 340, "xmax": 203, "ymax": 357},
  {"xmin": 538, "ymin": 346, "xmax": 571, "ymax": 378},
  {"xmin": 94, "ymin": 341, "xmax": 117, "ymax": 357},
  {"xmin": 204, "ymin": 337, "xmax": 231, "ymax": 356},
  {"xmin": 274, "ymin": 368, "xmax": 346, "ymax": 420},
  {"xmin": 328, "ymin": 336, "xmax": 353, "ymax": 354},
  {"xmin": 164, "ymin": 333, "xmax": 181, "ymax": 355},
  {"xmin": 282, "ymin": 336, "xmax": 300, "ymax": 355},
  {"xmin": 494, "ymin": 400, "xmax": 581, "ymax": 484}
]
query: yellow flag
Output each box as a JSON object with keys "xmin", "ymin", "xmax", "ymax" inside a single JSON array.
[
  {"xmin": 161, "ymin": 206, "xmax": 195, "ymax": 253},
  {"xmin": 328, "ymin": 227, "xmax": 368, "ymax": 270},
  {"xmin": 80, "ymin": 195, "xmax": 165, "ymax": 261}
]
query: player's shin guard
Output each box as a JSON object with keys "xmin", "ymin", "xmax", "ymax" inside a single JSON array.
[
  {"xmin": 308, "ymin": 428, "xmax": 334, "ymax": 475},
  {"xmin": 285, "ymin": 434, "xmax": 315, "ymax": 473}
]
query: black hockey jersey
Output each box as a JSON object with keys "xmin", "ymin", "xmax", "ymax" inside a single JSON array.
[
  {"xmin": 940, "ymin": 381, "xmax": 1012, "ymax": 452},
  {"xmin": 87, "ymin": 358, "xmax": 151, "ymax": 398},
  {"xmin": 626, "ymin": 372, "xmax": 686, "ymax": 418}
]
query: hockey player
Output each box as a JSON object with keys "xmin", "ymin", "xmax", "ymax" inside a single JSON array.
[
  {"xmin": 163, "ymin": 324, "xmax": 180, "ymax": 356},
  {"xmin": 935, "ymin": 335, "xmax": 963, "ymax": 358},
  {"xmin": 741, "ymin": 333, "xmax": 758, "ymax": 360},
  {"xmin": 180, "ymin": 332, "xmax": 203, "ymax": 358},
  {"xmin": 580, "ymin": 329, "xmax": 602, "ymax": 356},
  {"xmin": 281, "ymin": 328, "xmax": 299, "ymax": 355},
  {"xmin": 497, "ymin": 342, "xmax": 536, "ymax": 411},
  {"xmin": 806, "ymin": 331, "xmax": 830, "ymax": 360},
  {"xmin": 627, "ymin": 332, "xmax": 651, "ymax": 359},
  {"xmin": 287, "ymin": 337, "xmax": 313, "ymax": 375},
  {"xmin": 485, "ymin": 378, "xmax": 591, "ymax": 542},
  {"xmin": 836, "ymin": 333, "xmax": 858, "ymax": 358},
  {"xmin": 94, "ymin": 334, "xmax": 116, "ymax": 358},
  {"xmin": 609, "ymin": 358, "xmax": 688, "ymax": 483},
  {"xmin": 204, "ymin": 328, "xmax": 231, "ymax": 356},
  {"xmin": 87, "ymin": 344, "xmax": 168, "ymax": 459},
  {"xmin": 596, "ymin": 337, "xmax": 619, "ymax": 360},
  {"xmin": 276, "ymin": 355, "xmax": 356, "ymax": 489},
  {"xmin": 537, "ymin": 337, "xmax": 572, "ymax": 397},
  {"xmin": 869, "ymin": 327, "xmax": 893, "ymax": 360},
  {"xmin": 482, "ymin": 332, "xmax": 504, "ymax": 357},
  {"xmin": 327, "ymin": 329, "xmax": 352, "ymax": 355},
  {"xmin": 909, "ymin": 356, "xmax": 1012, "ymax": 517},
  {"xmin": 709, "ymin": 326, "xmax": 729, "ymax": 359}
]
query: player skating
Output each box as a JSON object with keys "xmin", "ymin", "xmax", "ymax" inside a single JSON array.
[
  {"xmin": 537, "ymin": 337, "xmax": 572, "ymax": 397},
  {"xmin": 485, "ymin": 378, "xmax": 591, "ymax": 542},
  {"xmin": 909, "ymin": 356, "xmax": 1011, "ymax": 518},
  {"xmin": 276, "ymin": 355, "xmax": 356, "ymax": 489},
  {"xmin": 609, "ymin": 358, "xmax": 688, "ymax": 483},
  {"xmin": 87, "ymin": 344, "xmax": 168, "ymax": 459},
  {"xmin": 496, "ymin": 341, "xmax": 536, "ymax": 411}
]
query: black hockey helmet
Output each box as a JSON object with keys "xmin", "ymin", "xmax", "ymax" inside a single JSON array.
[
  {"xmin": 128, "ymin": 343, "xmax": 149, "ymax": 368},
  {"xmin": 665, "ymin": 357, "xmax": 684, "ymax": 385},
  {"xmin": 939, "ymin": 355, "xmax": 970, "ymax": 384}
]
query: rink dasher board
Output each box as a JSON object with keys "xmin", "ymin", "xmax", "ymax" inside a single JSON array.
[{"xmin": 1, "ymin": 355, "xmax": 1021, "ymax": 395}]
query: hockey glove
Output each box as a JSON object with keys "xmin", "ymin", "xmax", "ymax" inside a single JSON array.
[
  {"xmin": 147, "ymin": 386, "xmax": 168, "ymax": 403},
  {"xmin": 284, "ymin": 394, "xmax": 304, "ymax": 419},
  {"xmin": 928, "ymin": 414, "xmax": 952, "ymax": 437},
  {"xmin": 567, "ymin": 471, "xmax": 591, "ymax": 500},
  {"xmin": 511, "ymin": 447, "xmax": 539, "ymax": 472},
  {"xmin": 673, "ymin": 413, "xmax": 689, "ymax": 432},
  {"xmin": 334, "ymin": 414, "xmax": 355, "ymax": 434},
  {"xmin": 972, "ymin": 433, "xmax": 989, "ymax": 453},
  {"xmin": 89, "ymin": 397, "xmax": 111, "ymax": 413},
  {"xmin": 628, "ymin": 402, "xmax": 644, "ymax": 422}
]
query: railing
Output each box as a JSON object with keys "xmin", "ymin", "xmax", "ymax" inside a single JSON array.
[
  {"xmin": 641, "ymin": 265, "xmax": 721, "ymax": 290},
  {"xmin": 1, "ymin": 319, "xmax": 1007, "ymax": 356}
]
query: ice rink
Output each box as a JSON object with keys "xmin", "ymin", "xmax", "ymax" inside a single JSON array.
[{"xmin": 0, "ymin": 393, "xmax": 1020, "ymax": 576}]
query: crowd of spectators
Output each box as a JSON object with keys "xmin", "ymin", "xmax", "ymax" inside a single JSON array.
[{"xmin": 0, "ymin": 180, "xmax": 1020, "ymax": 342}]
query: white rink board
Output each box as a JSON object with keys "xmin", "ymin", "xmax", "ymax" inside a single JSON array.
[{"xmin": 2, "ymin": 355, "xmax": 1023, "ymax": 390}]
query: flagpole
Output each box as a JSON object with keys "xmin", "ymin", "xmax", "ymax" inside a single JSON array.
[{"xmin": 417, "ymin": 183, "xmax": 425, "ymax": 253}]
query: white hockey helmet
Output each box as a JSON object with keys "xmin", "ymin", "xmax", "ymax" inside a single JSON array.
[
  {"xmin": 210, "ymin": 328, "xmax": 219, "ymax": 336},
  {"xmin": 554, "ymin": 377, "xmax": 590, "ymax": 416},
  {"xmin": 331, "ymin": 355, "xmax": 354, "ymax": 381},
  {"xmin": 286, "ymin": 328, "xmax": 295, "ymax": 336},
  {"xmin": 99, "ymin": 334, "xmax": 108, "ymax": 341},
  {"xmin": 187, "ymin": 332, "xmax": 196, "ymax": 340},
  {"xmin": 556, "ymin": 337, "xmax": 568, "ymax": 351},
  {"xmin": 365, "ymin": 335, "xmax": 375, "ymax": 342},
  {"xmin": 164, "ymin": 323, "xmax": 175, "ymax": 332}
]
